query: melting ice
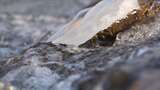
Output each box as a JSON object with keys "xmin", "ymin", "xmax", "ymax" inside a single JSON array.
[{"xmin": 48, "ymin": 0, "xmax": 140, "ymax": 46}]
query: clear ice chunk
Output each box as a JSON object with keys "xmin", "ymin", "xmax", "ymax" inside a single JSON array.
[{"xmin": 48, "ymin": 0, "xmax": 140, "ymax": 46}]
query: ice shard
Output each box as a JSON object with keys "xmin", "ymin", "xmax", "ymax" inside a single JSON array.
[{"xmin": 48, "ymin": 0, "xmax": 140, "ymax": 46}]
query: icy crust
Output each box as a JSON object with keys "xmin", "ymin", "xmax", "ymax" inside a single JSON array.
[{"xmin": 48, "ymin": 0, "xmax": 140, "ymax": 46}]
